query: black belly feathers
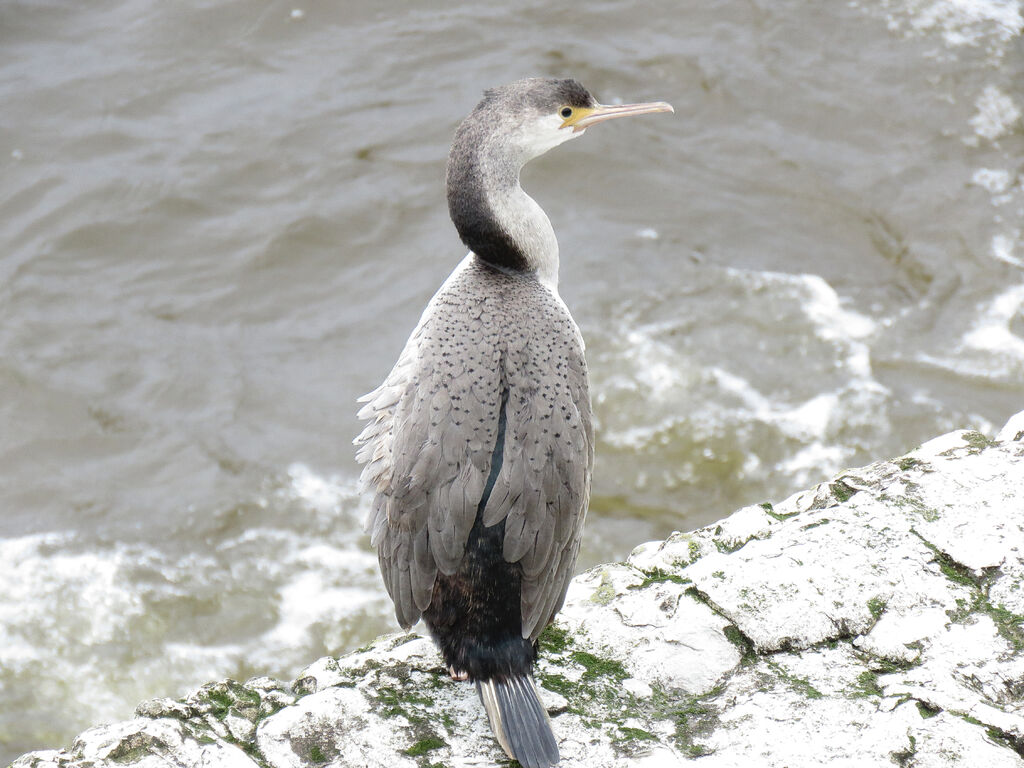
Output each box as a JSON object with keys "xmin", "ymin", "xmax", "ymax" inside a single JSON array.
[{"xmin": 421, "ymin": 387, "xmax": 534, "ymax": 680}]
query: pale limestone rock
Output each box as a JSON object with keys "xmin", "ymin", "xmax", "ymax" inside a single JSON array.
[
  {"xmin": 997, "ymin": 412, "xmax": 1024, "ymax": 443},
  {"xmin": 13, "ymin": 718, "xmax": 261, "ymax": 768},
  {"xmin": 556, "ymin": 563, "xmax": 741, "ymax": 693},
  {"xmin": 257, "ymin": 687, "xmax": 419, "ymax": 768}
]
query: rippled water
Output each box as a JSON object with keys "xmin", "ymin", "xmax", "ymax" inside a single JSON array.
[{"xmin": 2, "ymin": 0, "xmax": 1022, "ymax": 760}]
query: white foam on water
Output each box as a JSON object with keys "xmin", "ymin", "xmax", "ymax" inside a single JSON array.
[
  {"xmin": 968, "ymin": 85, "xmax": 1022, "ymax": 141},
  {"xmin": 786, "ymin": 393, "xmax": 846, "ymax": 443},
  {"xmin": 725, "ymin": 268, "xmax": 878, "ymax": 342},
  {"xmin": 971, "ymin": 167, "xmax": 1014, "ymax": 194},
  {"xmin": 0, "ymin": 463, "xmax": 390, "ymax": 751},
  {"xmin": 791, "ymin": 272, "xmax": 877, "ymax": 379},
  {"xmin": 990, "ymin": 232, "xmax": 1023, "ymax": 267},
  {"xmin": 706, "ymin": 367, "xmax": 775, "ymax": 419},
  {"xmin": 0, "ymin": 534, "xmax": 168, "ymax": 739},
  {"xmin": 0, "ymin": 534, "xmax": 140, "ymax": 671},
  {"xmin": 285, "ymin": 462, "xmax": 361, "ymax": 514},
  {"xmin": 597, "ymin": 269, "xmax": 888, "ymax": 489},
  {"xmin": 259, "ymin": 568, "xmax": 380, "ymax": 654},
  {"xmin": 963, "ymin": 282, "xmax": 1024, "ymax": 357},
  {"xmin": 222, "ymin": 466, "xmax": 389, "ymax": 655},
  {"xmin": 865, "ymin": 0, "xmax": 1024, "ymax": 387},
  {"xmin": 914, "ymin": 282, "xmax": 1024, "ymax": 381},
  {"xmin": 623, "ymin": 328, "xmax": 686, "ymax": 399},
  {"xmin": 707, "ymin": 367, "xmax": 888, "ymax": 486},
  {"xmin": 718, "ymin": 270, "xmax": 878, "ymax": 392},
  {"xmin": 797, "ymin": 274, "xmax": 878, "ymax": 339},
  {"xmin": 706, "ymin": 368, "xmax": 849, "ymax": 447},
  {"xmin": 880, "ymin": 0, "xmax": 1024, "ymax": 49},
  {"xmin": 778, "ymin": 443, "xmax": 851, "ymax": 478}
]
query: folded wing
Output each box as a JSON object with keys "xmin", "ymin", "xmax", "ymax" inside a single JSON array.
[{"xmin": 355, "ymin": 266, "xmax": 593, "ymax": 639}]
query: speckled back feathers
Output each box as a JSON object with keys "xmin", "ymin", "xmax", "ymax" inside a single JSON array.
[{"xmin": 354, "ymin": 257, "xmax": 593, "ymax": 639}]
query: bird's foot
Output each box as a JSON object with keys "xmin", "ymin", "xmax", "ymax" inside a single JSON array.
[{"xmin": 448, "ymin": 666, "xmax": 469, "ymax": 682}]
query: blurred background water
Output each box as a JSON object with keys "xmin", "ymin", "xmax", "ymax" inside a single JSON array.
[{"xmin": 1, "ymin": 0, "xmax": 1022, "ymax": 760}]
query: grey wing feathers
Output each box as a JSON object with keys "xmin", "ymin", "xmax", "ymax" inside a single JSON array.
[
  {"xmin": 354, "ymin": 273, "xmax": 503, "ymax": 629},
  {"xmin": 486, "ymin": 318, "xmax": 593, "ymax": 640},
  {"xmin": 356, "ymin": 262, "xmax": 593, "ymax": 639}
]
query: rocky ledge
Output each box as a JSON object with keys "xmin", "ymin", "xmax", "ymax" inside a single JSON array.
[{"xmin": 11, "ymin": 412, "xmax": 1024, "ymax": 768}]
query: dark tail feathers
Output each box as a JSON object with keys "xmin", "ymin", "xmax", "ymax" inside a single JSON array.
[{"xmin": 476, "ymin": 675, "xmax": 559, "ymax": 768}]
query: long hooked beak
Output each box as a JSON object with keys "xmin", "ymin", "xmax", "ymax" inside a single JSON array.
[{"xmin": 567, "ymin": 101, "xmax": 674, "ymax": 133}]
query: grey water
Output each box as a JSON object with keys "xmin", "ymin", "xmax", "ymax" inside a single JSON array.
[{"xmin": 1, "ymin": 0, "xmax": 1022, "ymax": 760}]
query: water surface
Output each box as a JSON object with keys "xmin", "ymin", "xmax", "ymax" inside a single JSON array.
[{"xmin": 1, "ymin": 0, "xmax": 1022, "ymax": 760}]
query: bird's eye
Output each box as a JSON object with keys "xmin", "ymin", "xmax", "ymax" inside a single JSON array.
[{"xmin": 560, "ymin": 107, "xmax": 573, "ymax": 119}]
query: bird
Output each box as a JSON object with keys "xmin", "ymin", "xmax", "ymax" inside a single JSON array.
[{"xmin": 354, "ymin": 78, "xmax": 672, "ymax": 768}]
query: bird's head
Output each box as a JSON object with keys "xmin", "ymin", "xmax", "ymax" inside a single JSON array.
[{"xmin": 465, "ymin": 78, "xmax": 674, "ymax": 164}]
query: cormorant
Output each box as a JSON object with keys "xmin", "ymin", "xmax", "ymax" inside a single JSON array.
[{"xmin": 355, "ymin": 77, "xmax": 672, "ymax": 767}]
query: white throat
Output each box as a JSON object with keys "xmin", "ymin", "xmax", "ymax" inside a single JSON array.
[
  {"xmin": 487, "ymin": 114, "xmax": 581, "ymax": 289},
  {"xmin": 488, "ymin": 185, "xmax": 560, "ymax": 289}
]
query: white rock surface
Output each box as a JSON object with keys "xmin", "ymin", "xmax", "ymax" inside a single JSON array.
[{"xmin": 10, "ymin": 412, "xmax": 1024, "ymax": 768}]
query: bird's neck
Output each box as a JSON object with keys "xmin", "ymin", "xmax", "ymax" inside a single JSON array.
[{"xmin": 446, "ymin": 134, "xmax": 560, "ymax": 288}]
